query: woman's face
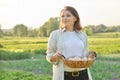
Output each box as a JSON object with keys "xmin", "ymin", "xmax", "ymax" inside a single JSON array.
[{"xmin": 60, "ymin": 10, "xmax": 77, "ymax": 29}]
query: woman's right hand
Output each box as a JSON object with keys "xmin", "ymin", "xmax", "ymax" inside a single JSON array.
[{"xmin": 50, "ymin": 52, "xmax": 62, "ymax": 62}]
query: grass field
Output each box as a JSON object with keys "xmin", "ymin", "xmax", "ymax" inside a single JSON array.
[
  {"xmin": 0, "ymin": 54, "xmax": 120, "ymax": 80},
  {"xmin": 0, "ymin": 32, "xmax": 120, "ymax": 80}
]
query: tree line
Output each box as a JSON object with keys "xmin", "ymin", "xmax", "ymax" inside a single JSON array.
[{"xmin": 0, "ymin": 17, "xmax": 120, "ymax": 37}]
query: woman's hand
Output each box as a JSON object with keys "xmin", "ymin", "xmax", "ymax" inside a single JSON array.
[
  {"xmin": 87, "ymin": 51, "xmax": 97, "ymax": 58},
  {"xmin": 50, "ymin": 52, "xmax": 62, "ymax": 62}
]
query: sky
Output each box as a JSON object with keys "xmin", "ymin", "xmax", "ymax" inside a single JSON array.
[{"xmin": 0, "ymin": 0, "xmax": 120, "ymax": 29}]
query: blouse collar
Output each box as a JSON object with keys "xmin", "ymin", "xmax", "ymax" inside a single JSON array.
[{"xmin": 60, "ymin": 28, "xmax": 82, "ymax": 33}]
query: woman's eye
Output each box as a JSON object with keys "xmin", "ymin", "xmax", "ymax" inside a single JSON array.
[
  {"xmin": 61, "ymin": 14, "xmax": 71, "ymax": 18},
  {"xmin": 61, "ymin": 15, "xmax": 64, "ymax": 18},
  {"xmin": 67, "ymin": 15, "xmax": 71, "ymax": 17}
]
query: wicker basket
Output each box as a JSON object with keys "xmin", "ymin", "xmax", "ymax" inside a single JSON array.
[{"xmin": 62, "ymin": 57, "xmax": 95, "ymax": 68}]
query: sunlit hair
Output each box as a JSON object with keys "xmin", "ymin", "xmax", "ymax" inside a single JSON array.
[{"xmin": 59, "ymin": 6, "xmax": 82, "ymax": 30}]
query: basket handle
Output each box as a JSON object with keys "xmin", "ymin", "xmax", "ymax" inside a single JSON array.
[{"xmin": 61, "ymin": 54, "xmax": 66, "ymax": 59}]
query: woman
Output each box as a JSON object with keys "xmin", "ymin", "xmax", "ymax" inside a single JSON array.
[{"xmin": 46, "ymin": 6, "xmax": 96, "ymax": 80}]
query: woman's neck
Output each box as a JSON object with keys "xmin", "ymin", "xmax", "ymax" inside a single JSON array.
[{"xmin": 65, "ymin": 26, "xmax": 74, "ymax": 32}]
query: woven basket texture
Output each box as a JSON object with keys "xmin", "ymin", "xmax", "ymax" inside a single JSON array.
[{"xmin": 63, "ymin": 58, "xmax": 95, "ymax": 68}]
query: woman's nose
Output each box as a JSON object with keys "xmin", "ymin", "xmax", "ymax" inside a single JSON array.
[{"xmin": 62, "ymin": 16, "xmax": 67, "ymax": 20}]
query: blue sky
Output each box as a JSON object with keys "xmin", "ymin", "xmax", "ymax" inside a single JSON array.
[{"xmin": 0, "ymin": 0, "xmax": 120, "ymax": 29}]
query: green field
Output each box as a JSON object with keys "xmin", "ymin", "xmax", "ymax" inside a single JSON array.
[{"xmin": 0, "ymin": 32, "xmax": 120, "ymax": 80}]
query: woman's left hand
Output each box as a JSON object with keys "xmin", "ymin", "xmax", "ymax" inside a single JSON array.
[{"xmin": 87, "ymin": 51, "xmax": 97, "ymax": 58}]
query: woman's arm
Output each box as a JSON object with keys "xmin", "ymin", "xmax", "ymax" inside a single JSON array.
[
  {"xmin": 83, "ymin": 32, "xmax": 97, "ymax": 58},
  {"xmin": 83, "ymin": 32, "xmax": 89, "ymax": 57},
  {"xmin": 46, "ymin": 30, "xmax": 61, "ymax": 65}
]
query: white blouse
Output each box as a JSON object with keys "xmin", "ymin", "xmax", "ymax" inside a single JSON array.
[
  {"xmin": 64, "ymin": 31, "xmax": 84, "ymax": 58},
  {"xmin": 64, "ymin": 31, "xmax": 85, "ymax": 71}
]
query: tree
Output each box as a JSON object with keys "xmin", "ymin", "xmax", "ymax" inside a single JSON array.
[
  {"xmin": 0, "ymin": 25, "xmax": 3, "ymax": 37},
  {"xmin": 3, "ymin": 30, "xmax": 13, "ymax": 36},
  {"xmin": 39, "ymin": 17, "xmax": 59, "ymax": 37},
  {"xmin": 28, "ymin": 28, "xmax": 38, "ymax": 37},
  {"xmin": 84, "ymin": 27, "xmax": 93, "ymax": 36},
  {"xmin": 39, "ymin": 27, "xmax": 47, "ymax": 37},
  {"xmin": 95, "ymin": 24, "xmax": 107, "ymax": 33},
  {"xmin": 13, "ymin": 24, "xmax": 28, "ymax": 37}
]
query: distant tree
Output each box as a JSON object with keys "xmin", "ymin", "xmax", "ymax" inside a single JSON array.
[
  {"xmin": 116, "ymin": 26, "xmax": 120, "ymax": 32},
  {"xmin": 84, "ymin": 24, "xmax": 120, "ymax": 33},
  {"xmin": 28, "ymin": 28, "xmax": 38, "ymax": 37},
  {"xmin": 85, "ymin": 25, "xmax": 96, "ymax": 33},
  {"xmin": 13, "ymin": 24, "xmax": 28, "ymax": 37},
  {"xmin": 0, "ymin": 25, "xmax": 3, "ymax": 37},
  {"xmin": 39, "ymin": 27, "xmax": 47, "ymax": 37},
  {"xmin": 3, "ymin": 30, "xmax": 13, "ymax": 36},
  {"xmin": 39, "ymin": 17, "xmax": 59, "ymax": 37},
  {"xmin": 106, "ymin": 26, "xmax": 120, "ymax": 32},
  {"xmin": 84, "ymin": 27, "xmax": 93, "ymax": 36},
  {"xmin": 95, "ymin": 24, "xmax": 107, "ymax": 33},
  {"xmin": 106, "ymin": 27, "xmax": 114, "ymax": 32}
]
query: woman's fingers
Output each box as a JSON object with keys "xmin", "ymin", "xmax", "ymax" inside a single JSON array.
[
  {"xmin": 87, "ymin": 51, "xmax": 97, "ymax": 58},
  {"xmin": 50, "ymin": 53, "xmax": 62, "ymax": 62}
]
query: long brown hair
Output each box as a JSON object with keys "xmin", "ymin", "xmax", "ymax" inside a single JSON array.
[{"xmin": 59, "ymin": 6, "xmax": 82, "ymax": 30}]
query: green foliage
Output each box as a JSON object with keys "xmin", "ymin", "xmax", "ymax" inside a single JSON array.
[
  {"xmin": 90, "ymin": 56, "xmax": 120, "ymax": 80},
  {"xmin": 84, "ymin": 27, "xmax": 93, "ymax": 36},
  {"xmin": 106, "ymin": 26, "xmax": 120, "ymax": 32},
  {"xmin": 0, "ymin": 32, "xmax": 120, "ymax": 80},
  {"xmin": 39, "ymin": 27, "xmax": 47, "ymax": 37},
  {"xmin": 1, "ymin": 54, "xmax": 52, "ymax": 74},
  {"xmin": 0, "ymin": 37, "xmax": 47, "ymax": 52},
  {"xmin": 28, "ymin": 28, "xmax": 39, "ymax": 37},
  {"xmin": 13, "ymin": 24, "xmax": 28, "ymax": 37},
  {"xmin": 0, "ymin": 44, "xmax": 3, "ymax": 48},
  {"xmin": 33, "ymin": 49, "xmax": 46, "ymax": 55},
  {"xmin": 92, "ymin": 32, "xmax": 120, "ymax": 38},
  {"xmin": 39, "ymin": 17, "xmax": 59, "ymax": 37},
  {"xmin": 89, "ymin": 37, "xmax": 120, "ymax": 55},
  {"xmin": 0, "ymin": 25, "xmax": 3, "ymax": 37},
  {"xmin": 97, "ymin": 54, "xmax": 120, "ymax": 61},
  {"xmin": 0, "ymin": 62, "xmax": 5, "ymax": 72},
  {"xmin": 0, "ymin": 50, "xmax": 31, "ymax": 60},
  {"xmin": 0, "ymin": 70, "xmax": 52, "ymax": 80},
  {"xmin": 0, "ymin": 33, "xmax": 120, "ymax": 55},
  {"xmin": 2, "ymin": 19, "xmax": 120, "ymax": 37},
  {"xmin": 84, "ymin": 24, "xmax": 120, "ymax": 33},
  {"xmin": 2, "ymin": 29, "xmax": 13, "ymax": 36},
  {"xmin": 1, "ymin": 54, "xmax": 120, "ymax": 80}
]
